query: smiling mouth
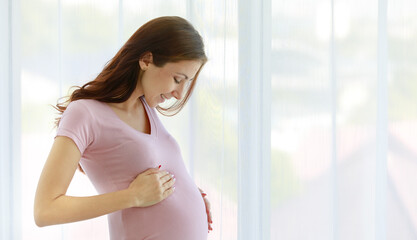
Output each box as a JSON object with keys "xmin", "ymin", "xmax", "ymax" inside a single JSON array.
[{"xmin": 160, "ymin": 94, "xmax": 169, "ymax": 103}]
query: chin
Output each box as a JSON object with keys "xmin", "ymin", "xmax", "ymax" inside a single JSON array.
[
  {"xmin": 141, "ymin": 96, "xmax": 154, "ymax": 108},
  {"xmin": 148, "ymin": 100, "xmax": 157, "ymax": 108},
  {"xmin": 151, "ymin": 97, "xmax": 161, "ymax": 108}
]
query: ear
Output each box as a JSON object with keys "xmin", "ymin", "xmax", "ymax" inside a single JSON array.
[{"xmin": 139, "ymin": 52, "xmax": 153, "ymax": 70}]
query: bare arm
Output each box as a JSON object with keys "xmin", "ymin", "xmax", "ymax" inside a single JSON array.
[
  {"xmin": 34, "ymin": 136, "xmax": 134, "ymax": 226},
  {"xmin": 34, "ymin": 136, "xmax": 175, "ymax": 227}
]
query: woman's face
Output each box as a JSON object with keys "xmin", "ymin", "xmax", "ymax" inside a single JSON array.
[{"xmin": 139, "ymin": 54, "xmax": 202, "ymax": 108}]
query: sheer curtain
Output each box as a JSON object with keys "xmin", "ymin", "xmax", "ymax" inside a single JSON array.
[
  {"xmin": 1, "ymin": 0, "xmax": 20, "ymax": 239},
  {"xmin": 1, "ymin": 0, "xmax": 416, "ymax": 239},
  {"xmin": 271, "ymin": 0, "xmax": 417, "ymax": 239}
]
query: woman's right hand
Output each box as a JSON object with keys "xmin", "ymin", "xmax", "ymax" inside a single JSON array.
[{"xmin": 128, "ymin": 167, "xmax": 176, "ymax": 208}]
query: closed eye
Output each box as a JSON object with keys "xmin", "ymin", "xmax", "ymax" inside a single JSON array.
[{"xmin": 174, "ymin": 77, "xmax": 181, "ymax": 84}]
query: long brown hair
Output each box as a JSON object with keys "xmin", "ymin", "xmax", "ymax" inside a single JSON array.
[{"xmin": 55, "ymin": 16, "xmax": 207, "ymax": 172}]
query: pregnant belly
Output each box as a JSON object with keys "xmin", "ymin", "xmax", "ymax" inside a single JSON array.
[{"xmin": 117, "ymin": 178, "xmax": 208, "ymax": 240}]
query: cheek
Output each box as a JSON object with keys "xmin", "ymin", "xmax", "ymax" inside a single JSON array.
[
  {"xmin": 159, "ymin": 76, "xmax": 174, "ymax": 92},
  {"xmin": 145, "ymin": 70, "xmax": 172, "ymax": 95},
  {"xmin": 155, "ymin": 79, "xmax": 169, "ymax": 93}
]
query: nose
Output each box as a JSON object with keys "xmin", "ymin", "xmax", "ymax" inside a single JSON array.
[{"xmin": 172, "ymin": 81, "xmax": 188, "ymax": 100}]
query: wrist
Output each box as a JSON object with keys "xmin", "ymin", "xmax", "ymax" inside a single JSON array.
[{"xmin": 121, "ymin": 188, "xmax": 140, "ymax": 208}]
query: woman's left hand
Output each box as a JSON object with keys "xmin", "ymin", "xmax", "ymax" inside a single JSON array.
[{"xmin": 198, "ymin": 187, "xmax": 213, "ymax": 232}]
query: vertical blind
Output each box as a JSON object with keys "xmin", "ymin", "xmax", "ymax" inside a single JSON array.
[{"xmin": 1, "ymin": 0, "xmax": 415, "ymax": 239}]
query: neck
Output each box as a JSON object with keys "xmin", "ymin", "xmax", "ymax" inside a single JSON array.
[{"xmin": 109, "ymin": 79, "xmax": 144, "ymax": 113}]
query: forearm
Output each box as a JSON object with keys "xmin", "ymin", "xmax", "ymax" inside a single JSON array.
[{"xmin": 35, "ymin": 189, "xmax": 134, "ymax": 227}]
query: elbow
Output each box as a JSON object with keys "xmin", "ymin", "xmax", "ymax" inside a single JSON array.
[
  {"xmin": 34, "ymin": 205, "xmax": 53, "ymax": 227},
  {"xmin": 34, "ymin": 194, "xmax": 66, "ymax": 227},
  {"xmin": 34, "ymin": 213, "xmax": 44, "ymax": 227},
  {"xmin": 34, "ymin": 208, "xmax": 47, "ymax": 227},
  {"xmin": 35, "ymin": 219, "xmax": 47, "ymax": 228}
]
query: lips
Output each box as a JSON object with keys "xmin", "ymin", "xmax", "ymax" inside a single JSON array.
[{"xmin": 160, "ymin": 94, "xmax": 168, "ymax": 103}]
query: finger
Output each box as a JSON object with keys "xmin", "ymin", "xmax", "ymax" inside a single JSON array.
[
  {"xmin": 145, "ymin": 167, "xmax": 161, "ymax": 175},
  {"xmin": 158, "ymin": 170, "xmax": 173, "ymax": 179},
  {"xmin": 163, "ymin": 185, "xmax": 176, "ymax": 198},
  {"xmin": 204, "ymin": 204, "xmax": 212, "ymax": 223},
  {"xmin": 162, "ymin": 176, "xmax": 176, "ymax": 188},
  {"xmin": 152, "ymin": 170, "xmax": 167, "ymax": 178},
  {"xmin": 160, "ymin": 173, "xmax": 174, "ymax": 183},
  {"xmin": 204, "ymin": 198, "xmax": 211, "ymax": 210}
]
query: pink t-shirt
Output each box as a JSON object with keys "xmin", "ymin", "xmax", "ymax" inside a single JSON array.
[{"xmin": 56, "ymin": 96, "xmax": 208, "ymax": 240}]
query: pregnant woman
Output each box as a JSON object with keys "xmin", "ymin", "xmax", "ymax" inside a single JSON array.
[{"xmin": 34, "ymin": 16, "xmax": 213, "ymax": 240}]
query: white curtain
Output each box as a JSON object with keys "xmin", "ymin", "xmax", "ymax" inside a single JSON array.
[
  {"xmin": 271, "ymin": 0, "xmax": 417, "ymax": 239},
  {"xmin": 1, "ymin": 0, "xmax": 20, "ymax": 239},
  {"xmin": 1, "ymin": 0, "xmax": 415, "ymax": 239}
]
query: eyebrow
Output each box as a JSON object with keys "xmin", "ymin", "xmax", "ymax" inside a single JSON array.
[{"xmin": 176, "ymin": 72, "xmax": 194, "ymax": 81}]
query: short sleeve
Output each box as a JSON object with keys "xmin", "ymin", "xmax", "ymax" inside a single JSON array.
[{"xmin": 56, "ymin": 100, "xmax": 94, "ymax": 154}]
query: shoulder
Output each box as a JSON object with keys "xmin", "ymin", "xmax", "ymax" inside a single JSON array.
[
  {"xmin": 62, "ymin": 99, "xmax": 105, "ymax": 125},
  {"xmin": 66, "ymin": 99, "xmax": 105, "ymax": 115},
  {"xmin": 57, "ymin": 99, "xmax": 102, "ymax": 153},
  {"xmin": 67, "ymin": 99, "xmax": 101, "ymax": 109}
]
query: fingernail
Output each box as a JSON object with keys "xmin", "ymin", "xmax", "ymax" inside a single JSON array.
[
  {"xmin": 202, "ymin": 193, "xmax": 207, "ymax": 197},
  {"xmin": 158, "ymin": 165, "xmax": 161, "ymax": 169}
]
